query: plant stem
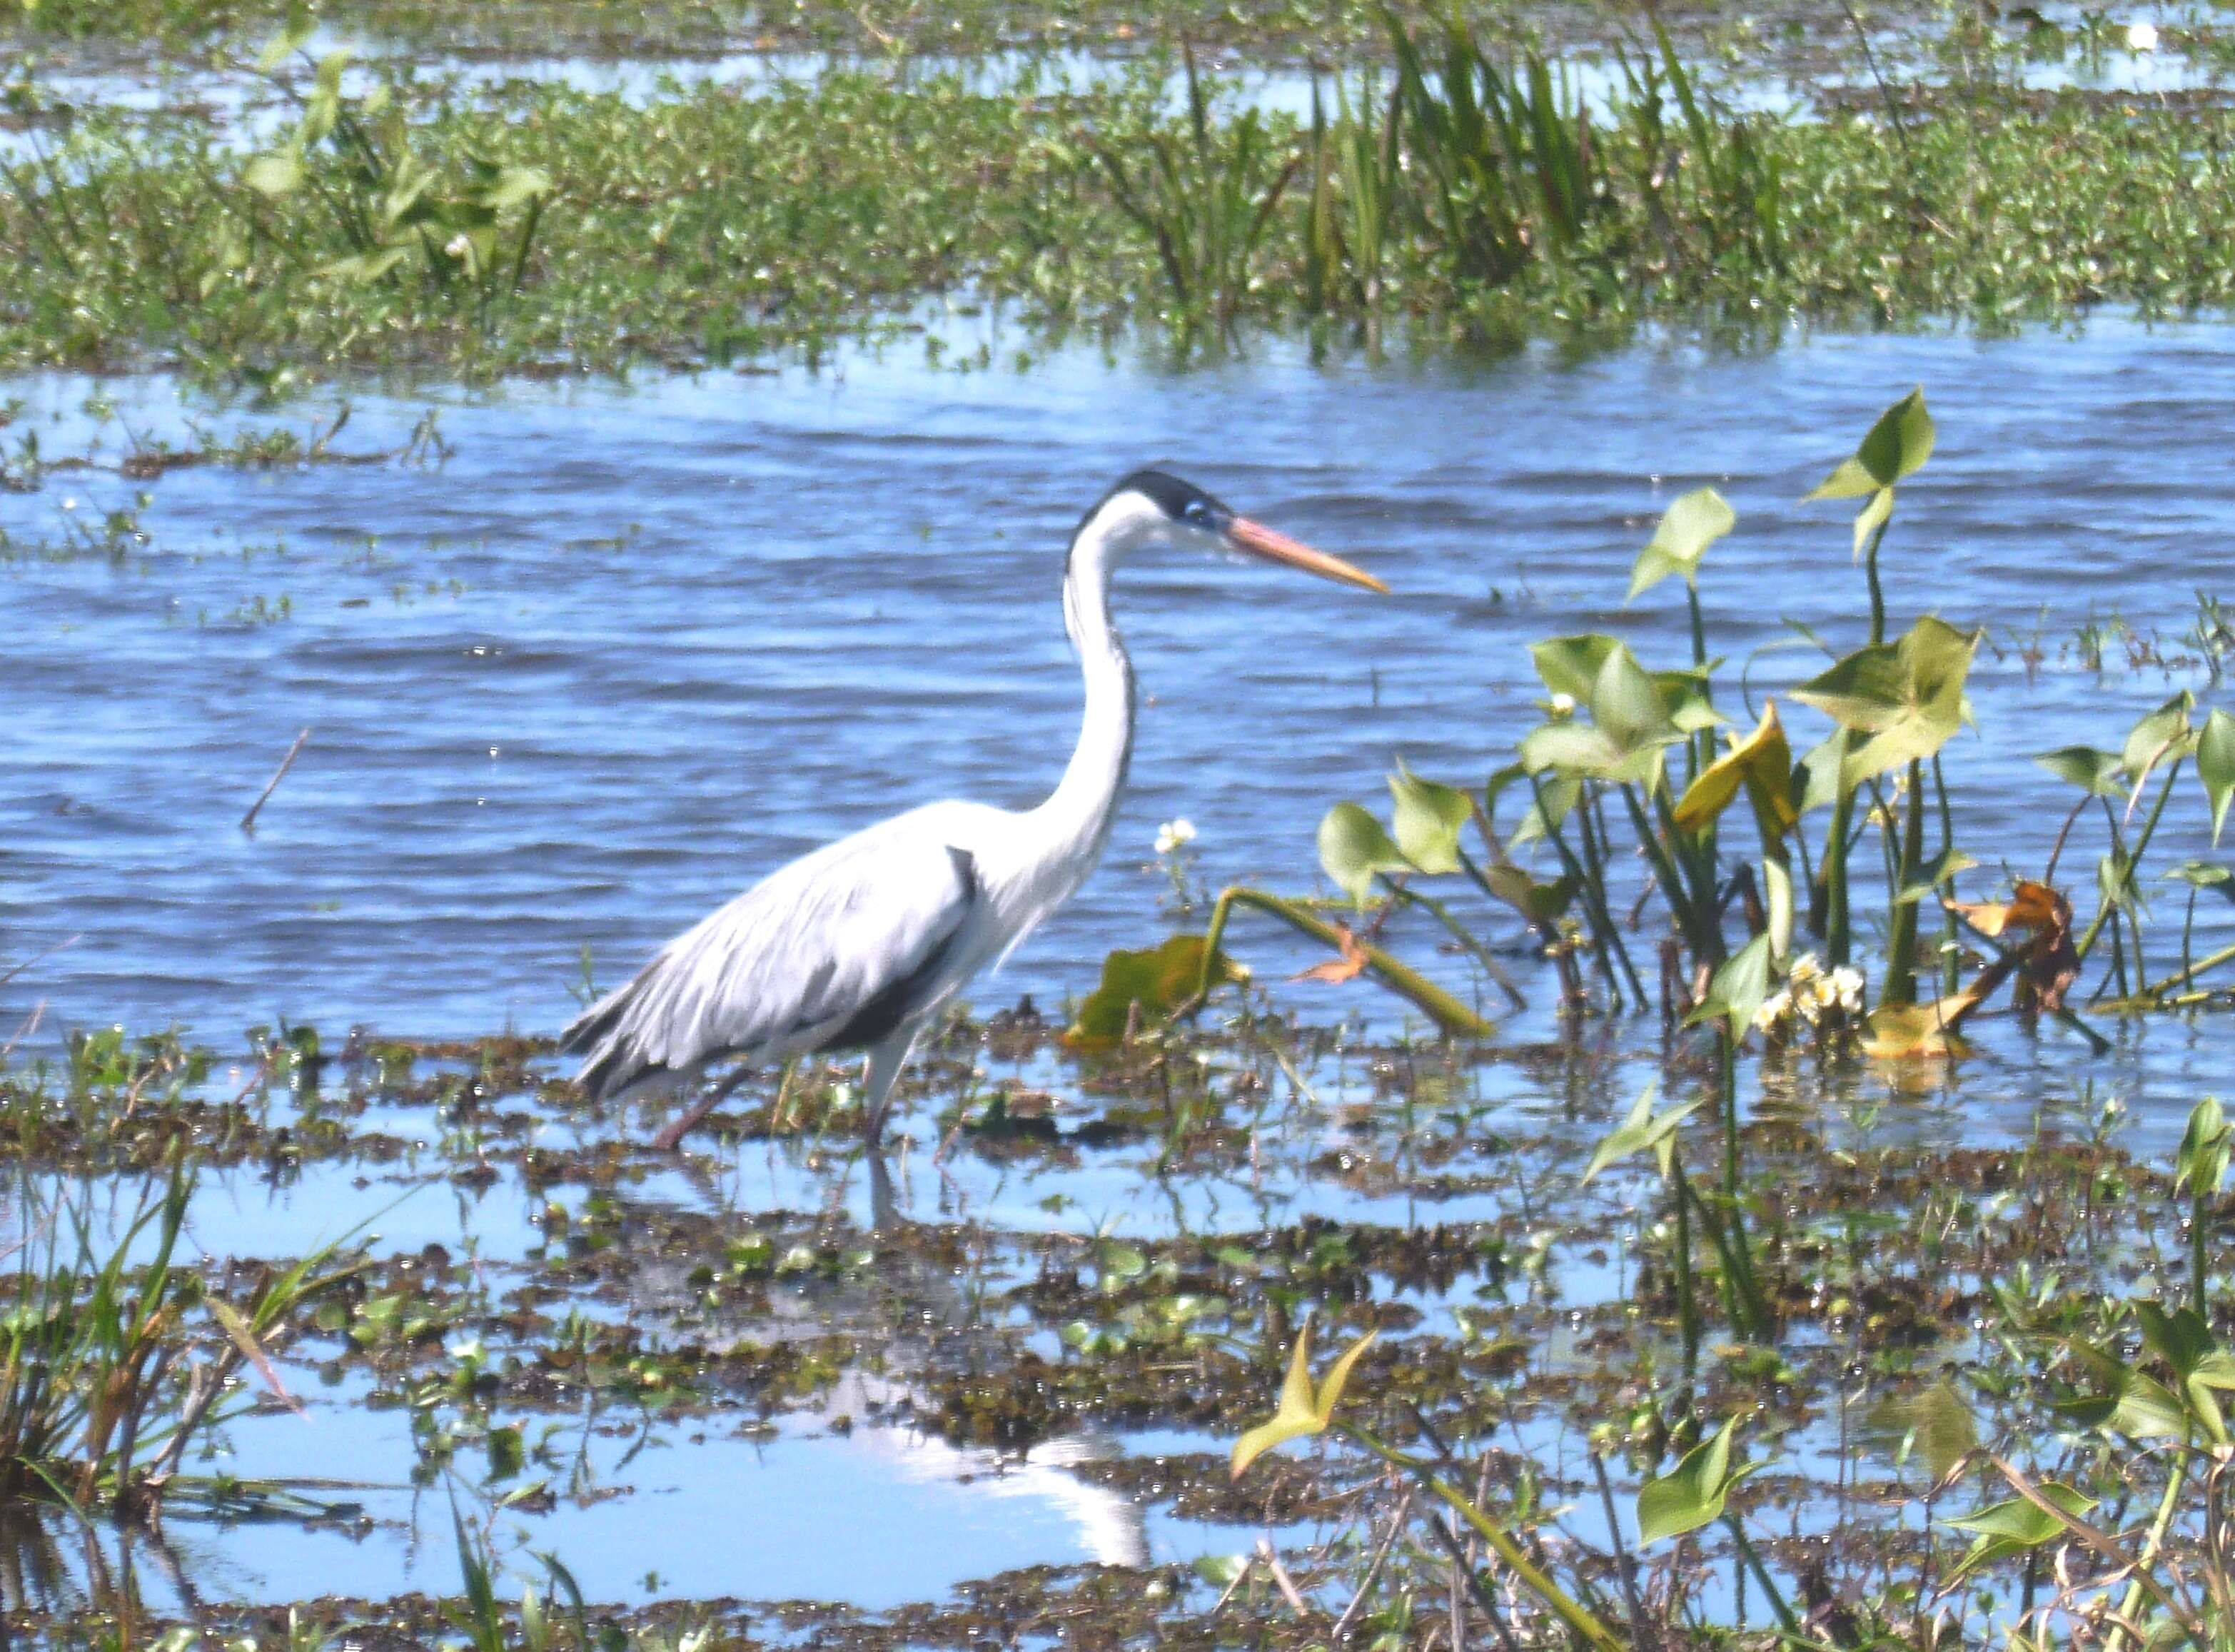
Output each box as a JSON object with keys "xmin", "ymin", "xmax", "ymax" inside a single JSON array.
[
  {"xmin": 1933, "ymin": 754, "xmax": 1960, "ymax": 995},
  {"xmin": 2077, "ymin": 760, "xmax": 2181, "ymax": 964},
  {"xmin": 1669, "ymin": 1155, "xmax": 1700, "ymax": 1369},
  {"xmin": 1882, "ymin": 757, "xmax": 1926, "ymax": 1006},
  {"xmin": 1383, "ymin": 879, "xmax": 1526, "ymax": 1012},
  {"xmin": 1825, "ymin": 770, "xmax": 1856, "ymax": 969},
  {"xmin": 1191, "ymin": 885, "xmax": 1495, "ymax": 1038},
  {"xmin": 1723, "ymin": 1511, "xmax": 1802, "ymax": 1637},
  {"xmin": 1530, "ymin": 774, "xmax": 1638, "ymax": 1005},
  {"xmin": 1345, "ymin": 1428, "xmax": 1627, "ymax": 1652}
]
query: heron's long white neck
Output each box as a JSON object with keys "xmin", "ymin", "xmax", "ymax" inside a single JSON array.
[{"xmin": 1026, "ymin": 515, "xmax": 1135, "ymax": 878}]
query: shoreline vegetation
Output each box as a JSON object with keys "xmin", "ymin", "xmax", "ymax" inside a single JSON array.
[{"xmin": 5, "ymin": 9, "xmax": 2235, "ymax": 383}]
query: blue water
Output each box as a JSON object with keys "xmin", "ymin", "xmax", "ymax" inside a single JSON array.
[
  {"xmin": 10, "ymin": 318, "xmax": 2235, "ymax": 1614},
  {"xmin": 5, "ymin": 321, "xmax": 2234, "ymax": 1057}
]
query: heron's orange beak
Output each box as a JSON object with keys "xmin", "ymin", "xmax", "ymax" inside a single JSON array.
[{"xmin": 1226, "ymin": 517, "xmax": 1388, "ymax": 595}]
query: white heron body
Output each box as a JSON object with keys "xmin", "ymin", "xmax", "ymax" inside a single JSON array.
[{"xmin": 562, "ymin": 475, "xmax": 1379, "ymax": 1148}]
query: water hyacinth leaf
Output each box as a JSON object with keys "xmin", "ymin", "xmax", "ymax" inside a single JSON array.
[
  {"xmin": 1519, "ymin": 720, "xmax": 1633, "ymax": 781},
  {"xmin": 1635, "ymin": 1421, "xmax": 1750, "ymax": 1545},
  {"xmin": 1064, "ymin": 935, "xmax": 1243, "ymax": 1050},
  {"xmin": 2163, "ymin": 860, "xmax": 2235, "ymax": 895},
  {"xmin": 1790, "ymin": 617, "xmax": 1979, "ymax": 790},
  {"xmin": 2177, "ymin": 1097, "xmax": 2231, "ymax": 1199},
  {"xmin": 486, "ymin": 1423, "xmax": 525, "ymax": 1481},
  {"xmin": 1691, "ymin": 932, "xmax": 1773, "ymax": 1040},
  {"xmin": 2124, "ymin": 690, "xmax": 2197, "ymax": 782},
  {"xmin": 1483, "ymin": 761, "xmax": 1532, "ymax": 822},
  {"xmin": 243, "ymin": 151, "xmax": 304, "ymax": 198},
  {"xmin": 1482, "ymin": 863, "xmax": 1579, "ymax": 925},
  {"xmin": 1895, "ymin": 847, "xmax": 1977, "ymax": 906},
  {"xmin": 2054, "ymin": 1338, "xmax": 2191, "ymax": 1440},
  {"xmin": 1510, "ymin": 770, "xmax": 1582, "ymax": 848},
  {"xmin": 2034, "ymin": 745, "xmax": 2126, "ymax": 798},
  {"xmin": 1192, "ymin": 1554, "xmax": 1249, "ymax": 1588},
  {"xmin": 1653, "ymin": 665, "xmax": 1726, "ymax": 735},
  {"xmin": 1845, "ymin": 483, "xmax": 1894, "ymax": 560},
  {"xmin": 1581, "ymin": 1082, "xmax": 1703, "ymax": 1184},
  {"xmin": 1798, "ymin": 731, "xmax": 1845, "ymax": 815},
  {"xmin": 1388, "ymin": 763, "xmax": 1471, "ymax": 875},
  {"xmin": 1943, "ymin": 1482, "xmax": 2096, "ymax": 1588},
  {"xmin": 1231, "ymin": 1316, "xmax": 1378, "ymax": 1477},
  {"xmin": 2200, "ymin": 708, "xmax": 2235, "ymax": 843},
  {"xmin": 1521, "ymin": 643, "xmax": 1683, "ymax": 785},
  {"xmin": 1530, "ymin": 634, "xmax": 1623, "ymax": 704},
  {"xmin": 256, "ymin": 11, "xmax": 317, "ymax": 71},
  {"xmin": 473, "ymin": 161, "xmax": 553, "ymax": 213},
  {"xmin": 1672, "ymin": 701, "xmax": 1796, "ymax": 836},
  {"xmin": 1806, "ymin": 386, "xmax": 1935, "ymax": 500},
  {"xmin": 1628, "ymin": 486, "xmax": 1736, "ymax": 600},
  {"xmin": 1318, "ymin": 802, "xmax": 1411, "ymax": 903},
  {"xmin": 1595, "ymin": 645, "xmax": 1673, "ymax": 749}
]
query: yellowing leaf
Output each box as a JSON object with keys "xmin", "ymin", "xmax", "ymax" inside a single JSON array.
[
  {"xmin": 1861, "ymin": 992, "xmax": 1984, "ymax": 1060},
  {"xmin": 1672, "ymin": 701, "xmax": 1797, "ymax": 837},
  {"xmin": 1231, "ymin": 1316, "xmax": 1378, "ymax": 1478}
]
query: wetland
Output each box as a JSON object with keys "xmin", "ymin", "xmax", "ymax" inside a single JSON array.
[{"xmin": 14, "ymin": 4, "xmax": 2235, "ymax": 1650}]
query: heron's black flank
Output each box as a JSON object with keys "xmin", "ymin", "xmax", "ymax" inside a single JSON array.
[{"xmin": 822, "ymin": 845, "xmax": 979, "ymax": 1052}]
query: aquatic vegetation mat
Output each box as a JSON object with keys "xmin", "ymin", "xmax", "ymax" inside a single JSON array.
[{"xmin": 15, "ymin": 15, "xmax": 2235, "ymax": 380}]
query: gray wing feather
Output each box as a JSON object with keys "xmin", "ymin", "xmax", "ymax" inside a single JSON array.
[{"xmin": 563, "ymin": 818, "xmax": 979, "ymax": 1099}]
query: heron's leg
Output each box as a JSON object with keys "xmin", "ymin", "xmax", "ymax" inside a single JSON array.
[
  {"xmin": 865, "ymin": 1147, "xmax": 898, "ymax": 1233},
  {"xmin": 859, "ymin": 1024, "xmax": 922, "ymax": 1149},
  {"xmin": 650, "ymin": 1062, "xmax": 755, "ymax": 1152}
]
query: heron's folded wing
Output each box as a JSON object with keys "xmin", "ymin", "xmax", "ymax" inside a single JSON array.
[{"xmin": 564, "ymin": 825, "xmax": 979, "ymax": 1094}]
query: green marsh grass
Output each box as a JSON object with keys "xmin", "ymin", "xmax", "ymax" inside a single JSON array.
[
  {"xmin": 0, "ymin": 1160, "xmax": 353, "ymax": 1519},
  {"xmin": 15, "ymin": 31, "xmax": 2235, "ymax": 380}
]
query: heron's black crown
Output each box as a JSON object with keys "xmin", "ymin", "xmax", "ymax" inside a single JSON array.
[{"xmin": 1086, "ymin": 469, "xmax": 1234, "ymax": 534}]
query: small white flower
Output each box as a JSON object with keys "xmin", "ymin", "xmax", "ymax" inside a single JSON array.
[
  {"xmin": 2127, "ymin": 21, "xmax": 2159, "ymax": 51},
  {"xmin": 1787, "ymin": 952, "xmax": 1823, "ymax": 985},
  {"xmin": 443, "ymin": 232, "xmax": 473, "ymax": 259},
  {"xmin": 1828, "ymin": 967, "xmax": 1865, "ymax": 1012},
  {"xmin": 1753, "ymin": 989, "xmax": 1793, "ymax": 1034},
  {"xmin": 1549, "ymin": 692, "xmax": 1578, "ymax": 717},
  {"xmin": 1154, "ymin": 818, "xmax": 1197, "ymax": 856}
]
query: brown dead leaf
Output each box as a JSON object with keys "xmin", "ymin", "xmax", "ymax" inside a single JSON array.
[
  {"xmin": 1292, "ymin": 922, "xmax": 1371, "ymax": 985},
  {"xmin": 1944, "ymin": 880, "xmax": 2064, "ymax": 940},
  {"xmin": 1947, "ymin": 881, "xmax": 2079, "ymax": 1012},
  {"xmin": 1876, "ymin": 880, "xmax": 2081, "ymax": 1060}
]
